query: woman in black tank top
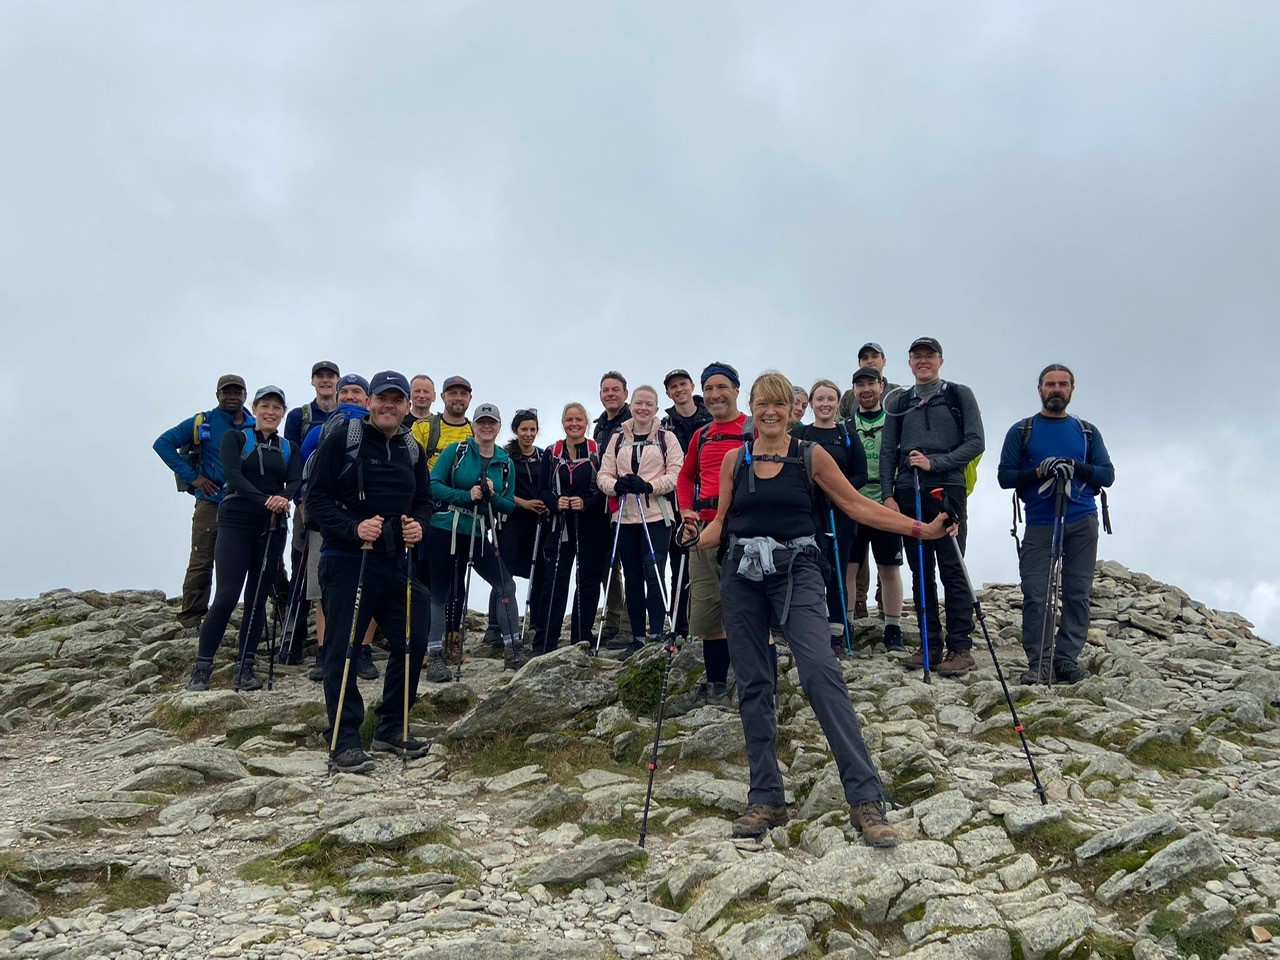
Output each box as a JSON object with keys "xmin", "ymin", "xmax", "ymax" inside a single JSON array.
[{"xmin": 685, "ymin": 371, "xmax": 952, "ymax": 848}]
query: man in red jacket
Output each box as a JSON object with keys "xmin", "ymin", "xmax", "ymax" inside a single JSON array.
[{"xmin": 670, "ymin": 362, "xmax": 748, "ymax": 714}]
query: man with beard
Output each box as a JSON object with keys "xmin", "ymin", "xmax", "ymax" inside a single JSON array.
[
  {"xmin": 153, "ymin": 374, "xmax": 254, "ymax": 632},
  {"xmin": 998, "ymin": 364, "xmax": 1114, "ymax": 685},
  {"xmin": 661, "ymin": 368, "xmax": 712, "ymax": 637},
  {"xmin": 413, "ymin": 376, "xmax": 474, "ymax": 469}
]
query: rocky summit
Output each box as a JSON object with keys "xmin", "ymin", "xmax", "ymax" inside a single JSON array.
[{"xmin": 0, "ymin": 564, "xmax": 1278, "ymax": 960}]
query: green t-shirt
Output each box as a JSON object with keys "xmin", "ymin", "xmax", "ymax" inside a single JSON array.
[{"xmin": 853, "ymin": 407, "xmax": 888, "ymax": 502}]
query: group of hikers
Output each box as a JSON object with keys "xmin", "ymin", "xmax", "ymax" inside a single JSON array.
[{"xmin": 154, "ymin": 340, "xmax": 1115, "ymax": 845}]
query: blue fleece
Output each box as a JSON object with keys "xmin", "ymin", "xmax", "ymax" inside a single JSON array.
[
  {"xmin": 153, "ymin": 407, "xmax": 256, "ymax": 502},
  {"xmin": 997, "ymin": 414, "xmax": 1114, "ymax": 525}
]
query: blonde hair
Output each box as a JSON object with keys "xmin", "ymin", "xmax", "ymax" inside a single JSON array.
[
  {"xmin": 632, "ymin": 384, "xmax": 659, "ymax": 404},
  {"xmin": 809, "ymin": 378, "xmax": 841, "ymax": 402},
  {"xmin": 561, "ymin": 401, "xmax": 589, "ymax": 422},
  {"xmin": 749, "ymin": 371, "xmax": 795, "ymax": 409}
]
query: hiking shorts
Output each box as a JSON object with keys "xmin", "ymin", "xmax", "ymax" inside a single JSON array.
[
  {"xmin": 688, "ymin": 546, "xmax": 725, "ymax": 638},
  {"xmin": 851, "ymin": 524, "xmax": 903, "ymax": 567}
]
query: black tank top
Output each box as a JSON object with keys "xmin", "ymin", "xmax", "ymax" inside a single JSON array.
[{"xmin": 726, "ymin": 437, "xmax": 816, "ymax": 541}]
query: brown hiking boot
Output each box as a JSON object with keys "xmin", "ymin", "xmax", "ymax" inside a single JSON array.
[
  {"xmin": 937, "ymin": 648, "xmax": 976, "ymax": 677},
  {"xmin": 903, "ymin": 647, "xmax": 942, "ymax": 670},
  {"xmin": 731, "ymin": 802, "xmax": 789, "ymax": 838},
  {"xmin": 850, "ymin": 801, "xmax": 898, "ymax": 848},
  {"xmin": 853, "ymin": 601, "xmax": 869, "ymax": 619}
]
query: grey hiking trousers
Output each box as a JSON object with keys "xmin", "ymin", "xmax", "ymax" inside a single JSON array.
[
  {"xmin": 721, "ymin": 547, "xmax": 882, "ymax": 807},
  {"xmin": 1019, "ymin": 514, "xmax": 1099, "ymax": 670}
]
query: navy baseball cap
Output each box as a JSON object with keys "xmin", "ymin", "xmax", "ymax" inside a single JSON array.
[
  {"xmin": 369, "ymin": 371, "xmax": 411, "ymax": 397},
  {"xmin": 851, "ymin": 366, "xmax": 883, "ymax": 384},
  {"xmin": 337, "ymin": 373, "xmax": 370, "ymax": 394}
]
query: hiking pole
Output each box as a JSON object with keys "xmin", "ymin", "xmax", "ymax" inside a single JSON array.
[
  {"xmin": 639, "ymin": 633, "xmax": 681, "ymax": 848},
  {"xmin": 633, "ymin": 495, "xmax": 671, "ymax": 628},
  {"xmin": 402, "ymin": 544, "xmax": 412, "ymax": 771},
  {"xmin": 595, "ymin": 510, "xmax": 625, "ymax": 654},
  {"xmin": 535, "ymin": 515, "xmax": 564, "ymax": 653},
  {"xmin": 454, "ymin": 508, "xmax": 480, "ymax": 682},
  {"xmin": 667, "ymin": 550, "xmax": 688, "ymax": 640},
  {"xmin": 828, "ymin": 507, "xmax": 853, "ymax": 656},
  {"xmin": 236, "ymin": 514, "xmax": 280, "ymax": 693},
  {"xmin": 329, "ymin": 540, "xmax": 373, "ymax": 770},
  {"xmin": 487, "ymin": 502, "xmax": 522, "ymax": 663},
  {"xmin": 265, "ymin": 526, "xmax": 286, "ymax": 691},
  {"xmin": 521, "ymin": 517, "xmax": 545, "ymax": 647},
  {"xmin": 911, "ymin": 468, "xmax": 932, "ymax": 685},
  {"xmin": 1037, "ymin": 477, "xmax": 1069, "ymax": 685},
  {"xmin": 278, "ymin": 535, "xmax": 310, "ymax": 664},
  {"xmin": 931, "ymin": 489, "xmax": 1048, "ymax": 805}
]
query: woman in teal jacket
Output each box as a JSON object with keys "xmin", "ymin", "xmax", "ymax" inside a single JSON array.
[{"xmin": 423, "ymin": 403, "xmax": 519, "ymax": 681}]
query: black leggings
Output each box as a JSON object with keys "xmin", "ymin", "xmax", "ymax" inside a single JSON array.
[
  {"xmin": 617, "ymin": 521, "xmax": 670, "ymax": 639},
  {"xmin": 426, "ymin": 526, "xmax": 517, "ymax": 651},
  {"xmin": 197, "ymin": 522, "xmax": 284, "ymax": 663},
  {"xmin": 531, "ymin": 512, "xmax": 607, "ymax": 654}
]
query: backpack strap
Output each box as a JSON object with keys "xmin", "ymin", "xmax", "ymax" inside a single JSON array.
[
  {"xmin": 425, "ymin": 414, "xmax": 444, "ymax": 461},
  {"xmin": 301, "ymin": 403, "xmax": 313, "ymax": 440},
  {"xmin": 192, "ymin": 412, "xmax": 205, "ymax": 447}
]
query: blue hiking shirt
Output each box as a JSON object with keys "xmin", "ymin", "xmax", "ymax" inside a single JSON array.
[
  {"xmin": 154, "ymin": 407, "xmax": 256, "ymax": 503},
  {"xmin": 997, "ymin": 414, "xmax": 1115, "ymax": 525}
]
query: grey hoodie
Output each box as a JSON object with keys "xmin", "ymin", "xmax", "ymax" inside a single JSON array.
[{"xmin": 879, "ymin": 379, "xmax": 985, "ymax": 496}]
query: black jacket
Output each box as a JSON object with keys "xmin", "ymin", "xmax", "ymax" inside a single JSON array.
[
  {"xmin": 305, "ymin": 419, "xmax": 433, "ymax": 555},
  {"xmin": 662, "ymin": 397, "xmax": 713, "ymax": 452},
  {"xmin": 593, "ymin": 404, "xmax": 631, "ymax": 452},
  {"xmin": 218, "ymin": 429, "xmax": 302, "ymax": 530}
]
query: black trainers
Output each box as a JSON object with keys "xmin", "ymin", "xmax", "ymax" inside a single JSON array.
[
  {"xmin": 330, "ymin": 748, "xmax": 376, "ymax": 775},
  {"xmin": 883, "ymin": 624, "xmax": 906, "ymax": 652},
  {"xmin": 503, "ymin": 641, "xmax": 527, "ymax": 671},
  {"xmin": 371, "ymin": 734, "xmax": 431, "ymax": 759},
  {"xmin": 1054, "ymin": 662, "xmax": 1089, "ymax": 685},
  {"xmin": 355, "ymin": 645, "xmax": 379, "ymax": 680},
  {"xmin": 236, "ymin": 662, "xmax": 264, "ymax": 691},
  {"xmin": 732, "ymin": 802, "xmax": 789, "ymax": 838},
  {"xmin": 424, "ymin": 650, "xmax": 453, "ymax": 683},
  {"xmin": 307, "ymin": 655, "xmax": 325, "ymax": 682},
  {"xmin": 186, "ymin": 660, "xmax": 213, "ymax": 692}
]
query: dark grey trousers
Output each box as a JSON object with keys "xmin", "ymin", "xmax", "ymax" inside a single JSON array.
[
  {"xmin": 721, "ymin": 550, "xmax": 882, "ymax": 807},
  {"xmin": 1019, "ymin": 514, "xmax": 1099, "ymax": 670}
]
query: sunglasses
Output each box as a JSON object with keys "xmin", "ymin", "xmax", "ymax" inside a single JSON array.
[{"xmin": 516, "ymin": 408, "xmax": 538, "ymax": 417}]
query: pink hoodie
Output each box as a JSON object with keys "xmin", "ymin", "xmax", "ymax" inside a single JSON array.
[{"xmin": 597, "ymin": 418, "xmax": 685, "ymax": 525}]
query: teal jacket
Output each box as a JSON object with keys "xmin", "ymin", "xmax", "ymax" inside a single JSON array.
[{"xmin": 430, "ymin": 441, "xmax": 516, "ymax": 538}]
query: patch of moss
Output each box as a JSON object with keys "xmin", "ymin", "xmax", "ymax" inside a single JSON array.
[
  {"xmin": 460, "ymin": 729, "xmax": 614, "ymax": 785},
  {"xmin": 99, "ymin": 875, "xmax": 176, "ymax": 913},
  {"xmin": 1129, "ymin": 732, "xmax": 1216, "ymax": 775},
  {"xmin": 11, "ymin": 614, "xmax": 65, "ymax": 638},
  {"xmin": 152, "ymin": 701, "xmax": 234, "ymax": 741},
  {"xmin": 226, "ymin": 723, "xmax": 275, "ymax": 749},
  {"xmin": 618, "ymin": 658, "xmax": 667, "ymax": 715},
  {"xmin": 1057, "ymin": 934, "xmax": 1134, "ymax": 960},
  {"xmin": 1009, "ymin": 820, "xmax": 1088, "ymax": 863}
]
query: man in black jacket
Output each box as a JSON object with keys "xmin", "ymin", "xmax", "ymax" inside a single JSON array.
[
  {"xmin": 305, "ymin": 370, "xmax": 432, "ymax": 773},
  {"xmin": 593, "ymin": 371, "xmax": 631, "ymax": 645}
]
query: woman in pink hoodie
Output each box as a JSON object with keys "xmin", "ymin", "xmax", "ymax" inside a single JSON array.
[{"xmin": 598, "ymin": 385, "xmax": 685, "ymax": 650}]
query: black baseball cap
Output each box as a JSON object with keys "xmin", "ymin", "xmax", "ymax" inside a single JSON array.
[
  {"xmin": 312, "ymin": 360, "xmax": 340, "ymax": 376},
  {"xmin": 441, "ymin": 375, "xmax": 473, "ymax": 393},
  {"xmin": 851, "ymin": 366, "xmax": 883, "ymax": 384},
  {"xmin": 663, "ymin": 368, "xmax": 693, "ymax": 387},
  {"xmin": 908, "ymin": 337, "xmax": 943, "ymax": 355},
  {"xmin": 857, "ymin": 342, "xmax": 885, "ymax": 358},
  {"xmin": 369, "ymin": 370, "xmax": 411, "ymax": 397}
]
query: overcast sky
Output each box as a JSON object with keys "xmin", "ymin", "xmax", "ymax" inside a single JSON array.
[{"xmin": 2, "ymin": 2, "xmax": 1277, "ymax": 642}]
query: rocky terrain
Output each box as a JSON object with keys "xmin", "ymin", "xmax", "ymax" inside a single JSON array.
[{"xmin": 0, "ymin": 562, "xmax": 1278, "ymax": 960}]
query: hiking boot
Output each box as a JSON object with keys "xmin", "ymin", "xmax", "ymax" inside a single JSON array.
[
  {"xmin": 177, "ymin": 625, "xmax": 201, "ymax": 640},
  {"xmin": 371, "ymin": 733, "xmax": 431, "ymax": 759},
  {"xmin": 307, "ymin": 655, "xmax": 325, "ymax": 682},
  {"xmin": 424, "ymin": 650, "xmax": 453, "ymax": 683},
  {"xmin": 853, "ymin": 601, "xmax": 870, "ymax": 619},
  {"xmin": 903, "ymin": 647, "xmax": 943, "ymax": 671},
  {"xmin": 850, "ymin": 801, "xmax": 898, "ymax": 848},
  {"xmin": 329, "ymin": 747, "xmax": 376, "ymax": 775},
  {"xmin": 236, "ymin": 662, "xmax": 264, "ymax": 691},
  {"xmin": 355, "ymin": 645, "xmax": 379, "ymax": 680},
  {"xmin": 503, "ymin": 641, "xmax": 527, "ymax": 671},
  {"xmin": 186, "ymin": 660, "xmax": 214, "ymax": 692},
  {"xmin": 831, "ymin": 639, "xmax": 846, "ymax": 660},
  {"xmin": 1054, "ymin": 662, "xmax": 1089, "ymax": 685},
  {"xmin": 707, "ymin": 681, "xmax": 734, "ymax": 708},
  {"xmin": 665, "ymin": 682, "xmax": 708, "ymax": 717},
  {"xmin": 883, "ymin": 624, "xmax": 906, "ymax": 653},
  {"xmin": 731, "ymin": 802, "xmax": 789, "ymax": 838},
  {"xmin": 1020, "ymin": 664, "xmax": 1052, "ymax": 685},
  {"xmin": 937, "ymin": 648, "xmax": 976, "ymax": 677}
]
